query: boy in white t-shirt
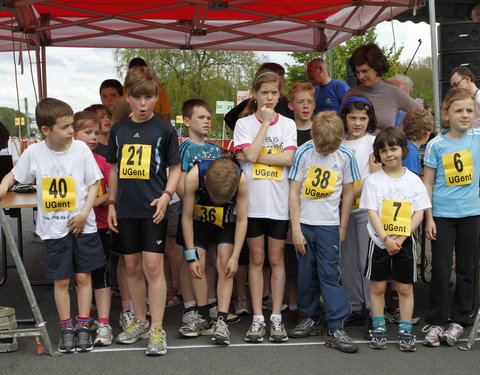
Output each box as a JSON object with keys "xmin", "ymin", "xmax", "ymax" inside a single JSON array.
[
  {"xmin": 289, "ymin": 111, "xmax": 360, "ymax": 353},
  {"xmin": 360, "ymin": 127, "xmax": 431, "ymax": 352},
  {"xmin": 0, "ymin": 98, "xmax": 105, "ymax": 353}
]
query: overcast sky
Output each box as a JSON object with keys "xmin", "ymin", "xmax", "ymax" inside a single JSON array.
[{"xmin": 0, "ymin": 20, "xmax": 432, "ymax": 116}]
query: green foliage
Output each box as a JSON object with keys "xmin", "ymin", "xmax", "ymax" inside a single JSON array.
[
  {"xmin": 399, "ymin": 57, "xmax": 433, "ymax": 108},
  {"xmin": 285, "ymin": 27, "xmax": 404, "ymax": 89},
  {"xmin": 0, "ymin": 107, "xmax": 28, "ymax": 137},
  {"xmin": 113, "ymin": 49, "xmax": 264, "ymax": 137}
]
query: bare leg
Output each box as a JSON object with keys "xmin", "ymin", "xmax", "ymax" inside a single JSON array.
[
  {"xmin": 143, "ymin": 252, "xmax": 167, "ymax": 328},
  {"xmin": 124, "ymin": 253, "xmax": 147, "ymax": 323},
  {"xmin": 247, "ymin": 236, "xmax": 265, "ymax": 316},
  {"xmin": 75, "ymin": 272, "xmax": 93, "ymax": 318},
  {"xmin": 54, "ymin": 278, "xmax": 72, "ymax": 320},
  {"xmin": 397, "ymin": 282, "xmax": 414, "ymax": 322},
  {"xmin": 268, "ymin": 237, "xmax": 286, "ymax": 315},
  {"xmin": 190, "ymin": 248, "xmax": 209, "ymax": 306},
  {"xmin": 216, "ymin": 243, "xmax": 234, "ymax": 313},
  {"xmin": 370, "ymin": 280, "xmax": 387, "ymax": 317}
]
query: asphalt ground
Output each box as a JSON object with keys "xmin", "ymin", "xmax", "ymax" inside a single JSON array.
[{"xmin": 1, "ymin": 208, "xmax": 480, "ymax": 375}]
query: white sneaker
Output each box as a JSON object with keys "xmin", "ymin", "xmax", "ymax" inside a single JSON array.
[
  {"xmin": 119, "ymin": 311, "xmax": 134, "ymax": 330},
  {"xmin": 94, "ymin": 323, "xmax": 113, "ymax": 346}
]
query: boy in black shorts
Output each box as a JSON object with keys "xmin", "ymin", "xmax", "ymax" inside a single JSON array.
[
  {"xmin": 181, "ymin": 158, "xmax": 248, "ymax": 344},
  {"xmin": 107, "ymin": 66, "xmax": 181, "ymax": 356},
  {"xmin": 0, "ymin": 98, "xmax": 106, "ymax": 353},
  {"xmin": 360, "ymin": 128, "xmax": 431, "ymax": 352}
]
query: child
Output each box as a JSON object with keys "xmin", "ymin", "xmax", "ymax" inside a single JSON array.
[
  {"xmin": 73, "ymin": 111, "xmax": 113, "ymax": 346},
  {"xmin": 289, "ymin": 111, "xmax": 360, "ymax": 353},
  {"xmin": 234, "ymin": 71, "xmax": 297, "ymax": 343},
  {"xmin": 107, "ymin": 66, "xmax": 181, "ymax": 356},
  {"xmin": 402, "ymin": 108, "xmax": 434, "ymax": 176},
  {"xmin": 99, "ymin": 79, "xmax": 123, "ymax": 111},
  {"xmin": 285, "ymin": 82, "xmax": 315, "ymax": 326},
  {"xmin": 176, "ymin": 99, "xmax": 223, "ymax": 336},
  {"xmin": 423, "ymin": 88, "xmax": 480, "ymax": 347},
  {"xmin": 361, "ymin": 127, "xmax": 430, "ymax": 352},
  {"xmin": 338, "ymin": 96, "xmax": 380, "ymax": 325},
  {"xmin": 84, "ymin": 104, "xmax": 112, "ymax": 158},
  {"xmin": 182, "ymin": 157, "xmax": 248, "ymax": 344},
  {"xmin": 0, "ymin": 98, "xmax": 105, "ymax": 353}
]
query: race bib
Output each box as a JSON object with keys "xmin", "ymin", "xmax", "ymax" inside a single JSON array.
[
  {"xmin": 42, "ymin": 176, "xmax": 75, "ymax": 211},
  {"xmin": 302, "ymin": 165, "xmax": 338, "ymax": 199},
  {"xmin": 352, "ymin": 180, "xmax": 362, "ymax": 209},
  {"xmin": 119, "ymin": 144, "xmax": 151, "ymax": 179},
  {"xmin": 97, "ymin": 183, "xmax": 104, "ymax": 197},
  {"xmin": 194, "ymin": 205, "xmax": 224, "ymax": 228},
  {"xmin": 381, "ymin": 200, "xmax": 412, "ymax": 236},
  {"xmin": 252, "ymin": 148, "xmax": 282, "ymax": 181},
  {"xmin": 442, "ymin": 150, "xmax": 473, "ymax": 187}
]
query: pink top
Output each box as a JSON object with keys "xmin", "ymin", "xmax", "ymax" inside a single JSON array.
[{"xmin": 93, "ymin": 152, "xmax": 111, "ymax": 229}]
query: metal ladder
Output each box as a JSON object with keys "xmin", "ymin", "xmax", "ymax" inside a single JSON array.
[{"xmin": 0, "ymin": 205, "xmax": 58, "ymax": 356}]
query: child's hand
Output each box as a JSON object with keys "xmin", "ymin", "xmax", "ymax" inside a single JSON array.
[
  {"xmin": 259, "ymin": 105, "xmax": 275, "ymax": 124},
  {"xmin": 224, "ymin": 257, "xmax": 238, "ymax": 278},
  {"xmin": 150, "ymin": 195, "xmax": 169, "ymax": 224},
  {"xmin": 292, "ymin": 229, "xmax": 307, "ymax": 256},
  {"xmin": 189, "ymin": 260, "xmax": 203, "ymax": 279},
  {"xmin": 107, "ymin": 205, "xmax": 118, "ymax": 233},
  {"xmin": 68, "ymin": 212, "xmax": 87, "ymax": 236},
  {"xmin": 425, "ymin": 217, "xmax": 437, "ymax": 241},
  {"xmin": 385, "ymin": 237, "xmax": 401, "ymax": 255}
]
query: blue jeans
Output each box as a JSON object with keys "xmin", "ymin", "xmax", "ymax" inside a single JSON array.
[{"xmin": 297, "ymin": 224, "xmax": 351, "ymax": 329}]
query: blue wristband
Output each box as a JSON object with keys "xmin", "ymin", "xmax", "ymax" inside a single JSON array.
[{"xmin": 184, "ymin": 248, "xmax": 200, "ymax": 263}]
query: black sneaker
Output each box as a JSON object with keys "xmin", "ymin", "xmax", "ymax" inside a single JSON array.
[
  {"xmin": 370, "ymin": 328, "xmax": 387, "ymax": 350},
  {"xmin": 325, "ymin": 329, "xmax": 359, "ymax": 353},
  {"xmin": 398, "ymin": 331, "xmax": 416, "ymax": 352},
  {"xmin": 76, "ymin": 326, "xmax": 93, "ymax": 352},
  {"xmin": 58, "ymin": 326, "xmax": 75, "ymax": 353}
]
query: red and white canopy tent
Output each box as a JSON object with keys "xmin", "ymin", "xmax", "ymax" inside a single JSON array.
[{"xmin": 1, "ymin": 0, "xmax": 422, "ymax": 98}]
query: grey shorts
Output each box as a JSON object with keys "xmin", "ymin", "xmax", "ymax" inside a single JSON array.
[{"xmin": 43, "ymin": 232, "xmax": 106, "ymax": 280}]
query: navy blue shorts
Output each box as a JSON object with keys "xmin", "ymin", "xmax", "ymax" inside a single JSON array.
[
  {"xmin": 117, "ymin": 218, "xmax": 167, "ymax": 254},
  {"xmin": 43, "ymin": 232, "xmax": 106, "ymax": 280},
  {"xmin": 193, "ymin": 220, "xmax": 235, "ymax": 250}
]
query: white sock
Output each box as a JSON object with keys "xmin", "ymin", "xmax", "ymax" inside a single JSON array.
[
  {"xmin": 270, "ymin": 314, "xmax": 282, "ymax": 322},
  {"xmin": 253, "ymin": 315, "xmax": 265, "ymax": 323}
]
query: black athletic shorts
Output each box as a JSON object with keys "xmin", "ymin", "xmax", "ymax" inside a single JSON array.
[
  {"xmin": 193, "ymin": 220, "xmax": 235, "ymax": 250},
  {"xmin": 247, "ymin": 218, "xmax": 289, "ymax": 240},
  {"xmin": 117, "ymin": 218, "xmax": 167, "ymax": 254}
]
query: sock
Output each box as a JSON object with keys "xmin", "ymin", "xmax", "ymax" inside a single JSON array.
[
  {"xmin": 197, "ymin": 304, "xmax": 211, "ymax": 321},
  {"xmin": 59, "ymin": 318, "xmax": 73, "ymax": 329},
  {"xmin": 372, "ymin": 315, "xmax": 386, "ymax": 331},
  {"xmin": 184, "ymin": 300, "xmax": 196, "ymax": 310},
  {"xmin": 98, "ymin": 317, "xmax": 110, "ymax": 326},
  {"xmin": 270, "ymin": 313, "xmax": 282, "ymax": 322},
  {"xmin": 76, "ymin": 316, "xmax": 90, "ymax": 328},
  {"xmin": 289, "ymin": 304, "xmax": 297, "ymax": 311},
  {"xmin": 217, "ymin": 311, "xmax": 228, "ymax": 321},
  {"xmin": 208, "ymin": 298, "xmax": 217, "ymax": 307},
  {"xmin": 253, "ymin": 315, "xmax": 265, "ymax": 323},
  {"xmin": 122, "ymin": 300, "xmax": 133, "ymax": 312},
  {"xmin": 399, "ymin": 320, "xmax": 413, "ymax": 333}
]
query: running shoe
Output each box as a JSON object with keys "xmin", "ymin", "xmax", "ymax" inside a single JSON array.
[
  {"xmin": 94, "ymin": 322, "xmax": 113, "ymax": 346},
  {"xmin": 269, "ymin": 316, "xmax": 288, "ymax": 342},
  {"xmin": 325, "ymin": 329, "xmax": 359, "ymax": 353},
  {"xmin": 146, "ymin": 327, "xmax": 167, "ymax": 356},
  {"xmin": 57, "ymin": 326, "xmax": 75, "ymax": 353},
  {"xmin": 178, "ymin": 312, "xmax": 214, "ymax": 337},
  {"xmin": 288, "ymin": 317, "xmax": 324, "ymax": 338},
  {"xmin": 422, "ymin": 325, "xmax": 444, "ymax": 347},
  {"xmin": 75, "ymin": 326, "xmax": 93, "ymax": 352},
  {"xmin": 398, "ymin": 331, "xmax": 416, "ymax": 352},
  {"xmin": 116, "ymin": 319, "xmax": 150, "ymax": 344},
  {"xmin": 370, "ymin": 328, "xmax": 387, "ymax": 350},
  {"xmin": 212, "ymin": 316, "xmax": 230, "ymax": 345},
  {"xmin": 119, "ymin": 310, "xmax": 134, "ymax": 330},
  {"xmin": 244, "ymin": 320, "xmax": 266, "ymax": 343},
  {"xmin": 442, "ymin": 323, "xmax": 463, "ymax": 346},
  {"xmin": 234, "ymin": 298, "xmax": 250, "ymax": 316}
]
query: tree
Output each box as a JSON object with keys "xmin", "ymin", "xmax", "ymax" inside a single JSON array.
[
  {"xmin": 400, "ymin": 57, "xmax": 433, "ymax": 108},
  {"xmin": 0, "ymin": 107, "xmax": 27, "ymax": 137},
  {"xmin": 114, "ymin": 49, "xmax": 263, "ymax": 137},
  {"xmin": 285, "ymin": 27, "xmax": 404, "ymax": 88}
]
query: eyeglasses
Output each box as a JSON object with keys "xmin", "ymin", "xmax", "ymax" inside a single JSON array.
[{"xmin": 451, "ymin": 76, "xmax": 466, "ymax": 88}]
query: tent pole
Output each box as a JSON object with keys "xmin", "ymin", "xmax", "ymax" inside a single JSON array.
[
  {"xmin": 35, "ymin": 46, "xmax": 43, "ymax": 100},
  {"xmin": 41, "ymin": 45, "xmax": 47, "ymax": 99},
  {"xmin": 429, "ymin": 0, "xmax": 440, "ymax": 131}
]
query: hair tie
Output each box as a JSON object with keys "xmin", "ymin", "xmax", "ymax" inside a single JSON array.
[
  {"xmin": 253, "ymin": 71, "xmax": 280, "ymax": 86},
  {"xmin": 341, "ymin": 95, "xmax": 374, "ymax": 113}
]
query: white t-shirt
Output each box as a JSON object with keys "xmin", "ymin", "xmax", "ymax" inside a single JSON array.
[
  {"xmin": 234, "ymin": 113, "xmax": 297, "ymax": 220},
  {"xmin": 474, "ymin": 90, "xmax": 480, "ymax": 128},
  {"xmin": 360, "ymin": 168, "xmax": 431, "ymax": 248},
  {"xmin": 342, "ymin": 133, "xmax": 375, "ymax": 213},
  {"xmin": 289, "ymin": 141, "xmax": 360, "ymax": 225},
  {"xmin": 12, "ymin": 140, "xmax": 102, "ymax": 240}
]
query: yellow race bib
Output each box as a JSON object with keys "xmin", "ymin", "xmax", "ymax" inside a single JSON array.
[
  {"xmin": 42, "ymin": 176, "xmax": 75, "ymax": 211},
  {"xmin": 194, "ymin": 205, "xmax": 224, "ymax": 228},
  {"xmin": 119, "ymin": 144, "xmax": 152, "ymax": 180},
  {"xmin": 381, "ymin": 200, "xmax": 412, "ymax": 236},
  {"xmin": 352, "ymin": 180, "xmax": 362, "ymax": 209},
  {"xmin": 302, "ymin": 165, "xmax": 338, "ymax": 199},
  {"xmin": 442, "ymin": 150, "xmax": 473, "ymax": 187},
  {"xmin": 252, "ymin": 148, "xmax": 282, "ymax": 181}
]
